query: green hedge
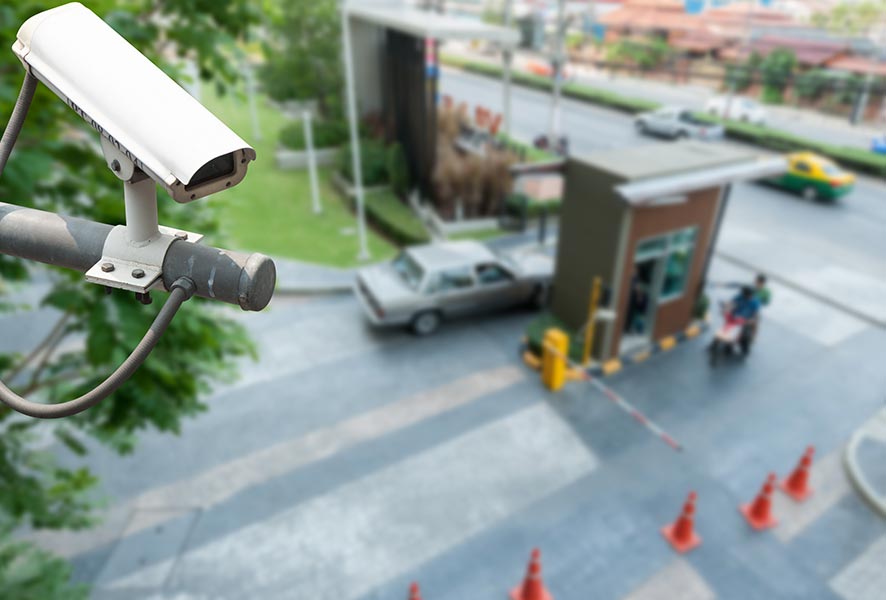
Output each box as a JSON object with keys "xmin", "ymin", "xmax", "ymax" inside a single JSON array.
[
  {"xmin": 694, "ymin": 115, "xmax": 886, "ymax": 177},
  {"xmin": 338, "ymin": 138, "xmax": 390, "ymax": 186},
  {"xmin": 442, "ymin": 54, "xmax": 660, "ymax": 115},
  {"xmin": 442, "ymin": 54, "xmax": 886, "ymax": 177},
  {"xmin": 506, "ymin": 193, "xmax": 562, "ymax": 218},
  {"xmin": 361, "ymin": 190, "xmax": 430, "ymax": 246},
  {"xmin": 497, "ymin": 134, "xmax": 559, "ymax": 163},
  {"xmin": 280, "ymin": 118, "xmax": 348, "ymax": 150}
]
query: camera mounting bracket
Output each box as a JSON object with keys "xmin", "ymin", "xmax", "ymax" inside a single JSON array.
[{"xmin": 85, "ymin": 139, "xmax": 203, "ymax": 293}]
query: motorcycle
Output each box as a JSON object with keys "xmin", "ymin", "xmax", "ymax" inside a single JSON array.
[{"xmin": 708, "ymin": 302, "xmax": 755, "ymax": 367}]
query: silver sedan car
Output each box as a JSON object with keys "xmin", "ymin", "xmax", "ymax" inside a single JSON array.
[
  {"xmin": 355, "ymin": 240, "xmax": 553, "ymax": 335},
  {"xmin": 634, "ymin": 106, "xmax": 725, "ymax": 141}
]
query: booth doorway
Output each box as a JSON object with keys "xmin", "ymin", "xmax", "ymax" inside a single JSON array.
[
  {"xmin": 622, "ymin": 257, "xmax": 659, "ymax": 353},
  {"xmin": 620, "ymin": 227, "xmax": 698, "ymax": 354}
]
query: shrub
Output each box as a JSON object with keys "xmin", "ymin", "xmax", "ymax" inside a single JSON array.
[
  {"xmin": 836, "ymin": 74, "xmax": 865, "ymax": 106},
  {"xmin": 506, "ymin": 194, "xmax": 562, "ymax": 218},
  {"xmin": 279, "ymin": 118, "xmax": 348, "ymax": 150},
  {"xmin": 695, "ymin": 114, "xmax": 886, "ymax": 176},
  {"xmin": 794, "ymin": 69, "xmax": 830, "ymax": 100},
  {"xmin": 759, "ymin": 48, "xmax": 796, "ymax": 104},
  {"xmin": 339, "ymin": 138, "xmax": 389, "ymax": 186},
  {"xmin": 386, "ymin": 143, "xmax": 410, "ymax": 196},
  {"xmin": 525, "ymin": 312, "xmax": 587, "ymax": 361},
  {"xmin": 363, "ymin": 190, "xmax": 430, "ymax": 245}
]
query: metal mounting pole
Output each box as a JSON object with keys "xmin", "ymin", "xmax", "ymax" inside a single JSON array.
[
  {"xmin": 0, "ymin": 202, "xmax": 275, "ymax": 311},
  {"xmin": 341, "ymin": 1, "xmax": 370, "ymax": 261},
  {"xmin": 123, "ymin": 177, "xmax": 160, "ymax": 246}
]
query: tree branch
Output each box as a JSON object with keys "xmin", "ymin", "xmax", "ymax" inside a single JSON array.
[
  {"xmin": 3, "ymin": 313, "xmax": 71, "ymax": 383},
  {"xmin": 24, "ymin": 316, "xmax": 73, "ymax": 393}
]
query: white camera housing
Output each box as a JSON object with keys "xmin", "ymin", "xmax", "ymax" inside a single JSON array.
[{"xmin": 12, "ymin": 2, "xmax": 255, "ymax": 203}]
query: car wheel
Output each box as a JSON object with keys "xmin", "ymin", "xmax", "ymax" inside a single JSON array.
[
  {"xmin": 801, "ymin": 186, "xmax": 818, "ymax": 201},
  {"xmin": 634, "ymin": 120, "xmax": 646, "ymax": 134},
  {"xmin": 411, "ymin": 311, "xmax": 441, "ymax": 336},
  {"xmin": 675, "ymin": 131, "xmax": 688, "ymax": 140}
]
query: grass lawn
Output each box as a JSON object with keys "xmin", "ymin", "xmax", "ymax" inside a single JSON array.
[
  {"xmin": 199, "ymin": 86, "xmax": 396, "ymax": 267},
  {"xmin": 448, "ymin": 227, "xmax": 507, "ymax": 242}
]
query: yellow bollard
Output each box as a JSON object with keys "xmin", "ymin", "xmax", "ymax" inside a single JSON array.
[{"xmin": 541, "ymin": 328, "xmax": 569, "ymax": 392}]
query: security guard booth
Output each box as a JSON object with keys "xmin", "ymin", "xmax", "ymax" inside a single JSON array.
[{"xmin": 550, "ymin": 142, "xmax": 785, "ymax": 361}]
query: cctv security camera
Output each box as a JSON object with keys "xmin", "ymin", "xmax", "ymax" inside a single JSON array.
[{"xmin": 12, "ymin": 2, "xmax": 255, "ymax": 204}]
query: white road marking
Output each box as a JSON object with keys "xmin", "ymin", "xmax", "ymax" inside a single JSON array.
[
  {"xmin": 623, "ymin": 558, "xmax": 716, "ymax": 600},
  {"xmin": 31, "ymin": 365, "xmax": 525, "ymax": 560},
  {"xmin": 156, "ymin": 403, "xmax": 597, "ymax": 598},
  {"xmin": 773, "ymin": 450, "xmax": 850, "ymax": 543},
  {"xmin": 95, "ymin": 508, "xmax": 197, "ymax": 591},
  {"xmin": 830, "ymin": 534, "xmax": 886, "ymax": 600},
  {"xmin": 707, "ymin": 259, "xmax": 869, "ymax": 347}
]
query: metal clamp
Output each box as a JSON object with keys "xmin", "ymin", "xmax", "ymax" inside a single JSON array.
[{"xmin": 85, "ymin": 225, "xmax": 202, "ymax": 293}]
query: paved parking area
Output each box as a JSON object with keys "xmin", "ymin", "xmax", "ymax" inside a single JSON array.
[{"xmin": 27, "ymin": 256, "xmax": 886, "ymax": 599}]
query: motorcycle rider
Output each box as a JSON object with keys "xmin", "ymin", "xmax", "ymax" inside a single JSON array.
[{"xmin": 729, "ymin": 286, "xmax": 761, "ymax": 355}]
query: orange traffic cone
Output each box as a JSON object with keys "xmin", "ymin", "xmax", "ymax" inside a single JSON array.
[
  {"xmin": 510, "ymin": 548, "xmax": 553, "ymax": 600},
  {"xmin": 661, "ymin": 491, "xmax": 702, "ymax": 553},
  {"xmin": 781, "ymin": 446, "xmax": 814, "ymax": 502},
  {"xmin": 408, "ymin": 582, "xmax": 422, "ymax": 600},
  {"xmin": 740, "ymin": 473, "xmax": 779, "ymax": 530}
]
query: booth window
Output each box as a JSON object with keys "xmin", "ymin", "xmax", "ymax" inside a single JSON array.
[{"xmin": 634, "ymin": 227, "xmax": 697, "ymax": 302}]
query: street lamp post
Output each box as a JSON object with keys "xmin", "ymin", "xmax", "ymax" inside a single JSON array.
[{"xmin": 340, "ymin": 1, "xmax": 370, "ymax": 261}]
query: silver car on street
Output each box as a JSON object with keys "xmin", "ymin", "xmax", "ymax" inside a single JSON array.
[
  {"xmin": 355, "ymin": 240, "xmax": 553, "ymax": 335},
  {"xmin": 634, "ymin": 106, "xmax": 725, "ymax": 141}
]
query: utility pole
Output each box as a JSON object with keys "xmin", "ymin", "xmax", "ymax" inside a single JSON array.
[
  {"xmin": 852, "ymin": 25, "xmax": 886, "ymax": 125},
  {"xmin": 724, "ymin": 0, "xmax": 754, "ymax": 120},
  {"xmin": 502, "ymin": 0, "xmax": 514, "ymax": 138},
  {"xmin": 548, "ymin": 0, "xmax": 567, "ymax": 142}
]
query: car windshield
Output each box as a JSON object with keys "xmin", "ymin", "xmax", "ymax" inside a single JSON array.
[
  {"xmin": 679, "ymin": 111, "xmax": 705, "ymax": 125},
  {"xmin": 392, "ymin": 251, "xmax": 424, "ymax": 290},
  {"xmin": 822, "ymin": 164, "xmax": 842, "ymax": 176}
]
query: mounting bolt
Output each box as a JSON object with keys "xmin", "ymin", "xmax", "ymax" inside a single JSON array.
[
  {"xmin": 101, "ymin": 262, "xmax": 115, "ymax": 273},
  {"xmin": 174, "ymin": 231, "xmax": 188, "ymax": 240},
  {"xmin": 131, "ymin": 268, "xmax": 145, "ymax": 279},
  {"xmin": 111, "ymin": 159, "xmax": 121, "ymax": 173}
]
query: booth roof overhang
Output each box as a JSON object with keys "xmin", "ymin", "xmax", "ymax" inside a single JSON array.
[{"xmin": 615, "ymin": 155, "xmax": 788, "ymax": 205}]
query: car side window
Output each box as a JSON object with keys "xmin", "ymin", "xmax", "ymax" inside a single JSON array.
[
  {"xmin": 794, "ymin": 161, "xmax": 811, "ymax": 174},
  {"xmin": 476, "ymin": 263, "xmax": 514, "ymax": 285},
  {"xmin": 426, "ymin": 267, "xmax": 474, "ymax": 294}
]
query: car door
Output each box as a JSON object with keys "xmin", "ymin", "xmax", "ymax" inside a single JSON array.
[
  {"xmin": 473, "ymin": 262, "xmax": 523, "ymax": 311},
  {"xmin": 788, "ymin": 159, "xmax": 813, "ymax": 191},
  {"xmin": 425, "ymin": 266, "xmax": 478, "ymax": 318},
  {"xmin": 649, "ymin": 109, "xmax": 671, "ymax": 135}
]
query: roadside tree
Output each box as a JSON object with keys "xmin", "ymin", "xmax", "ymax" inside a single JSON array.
[{"xmin": 0, "ymin": 1, "xmax": 260, "ymax": 596}]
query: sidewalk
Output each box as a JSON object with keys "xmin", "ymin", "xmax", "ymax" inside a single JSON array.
[
  {"xmin": 273, "ymin": 256, "xmax": 356, "ymax": 295},
  {"xmin": 845, "ymin": 406, "xmax": 886, "ymax": 517}
]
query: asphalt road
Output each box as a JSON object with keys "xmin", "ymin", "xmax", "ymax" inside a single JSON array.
[
  {"xmin": 441, "ymin": 68, "xmax": 886, "ymax": 324},
  {"xmin": 27, "ymin": 267, "xmax": 886, "ymax": 599}
]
